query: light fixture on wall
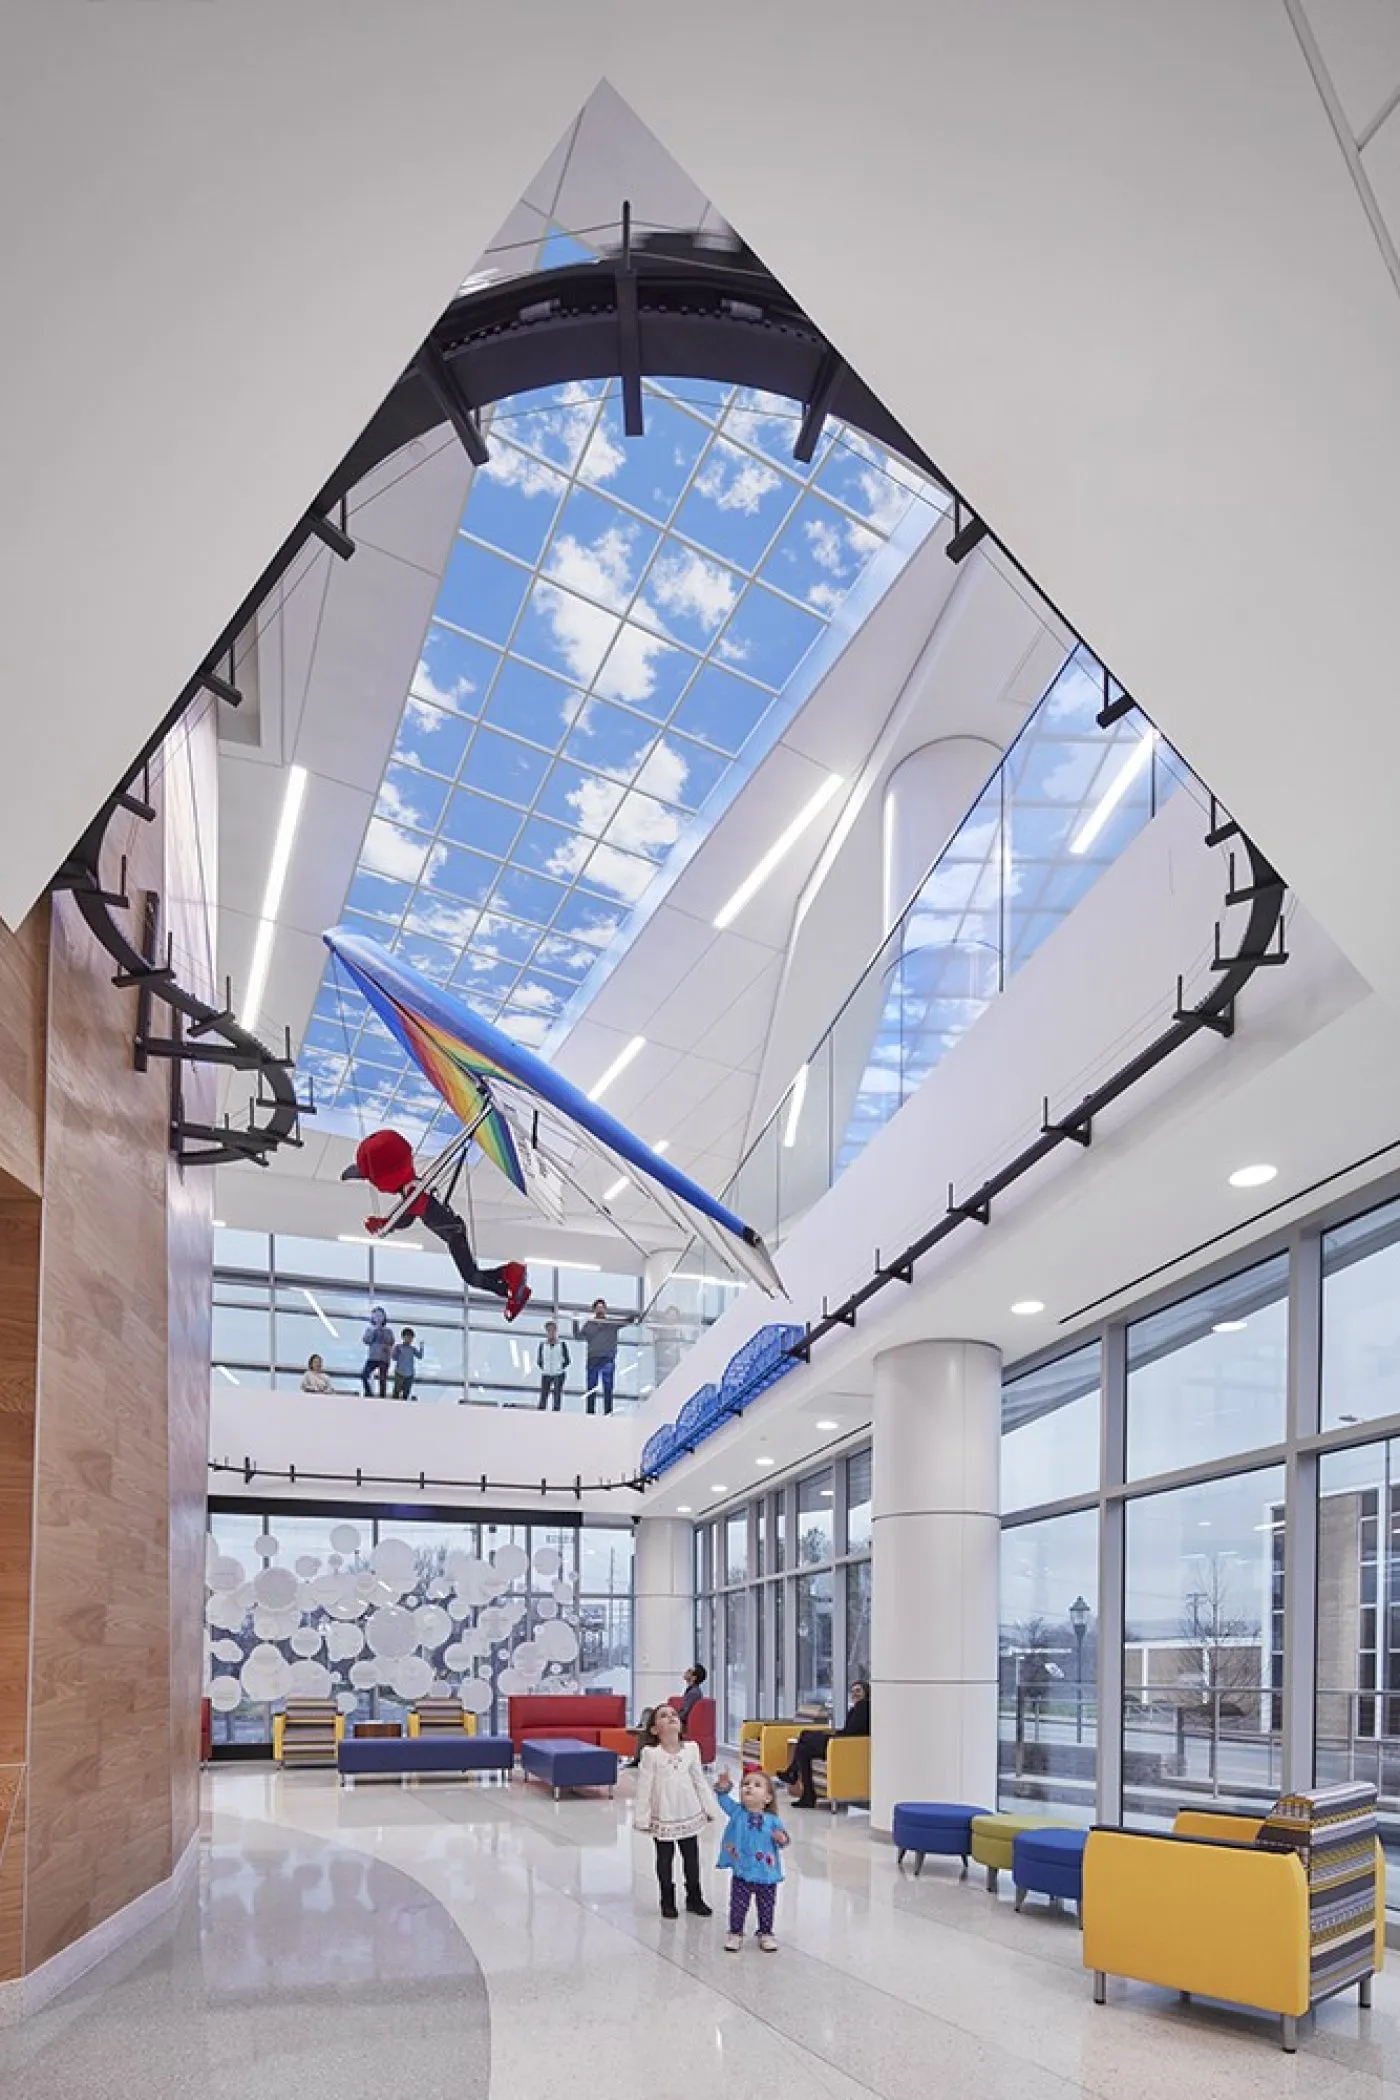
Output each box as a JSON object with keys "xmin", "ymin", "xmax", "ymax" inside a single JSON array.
[
  {"xmin": 1010, "ymin": 1299, "xmax": 1045, "ymax": 1317},
  {"xmin": 816, "ymin": 1418, "xmax": 839, "ymax": 1431},
  {"xmin": 588, "ymin": 1034, "xmax": 646, "ymax": 1102},
  {"xmin": 713, "ymin": 772, "xmax": 844, "ymax": 930},
  {"xmin": 243, "ymin": 763, "xmax": 308, "ymax": 1034},
  {"xmin": 709, "ymin": 1483, "xmax": 728, "ymax": 1494},
  {"xmin": 1228, "ymin": 1163, "xmax": 1277, "ymax": 1189},
  {"xmin": 676, "ymin": 1505, "xmax": 693, "ymax": 1514},
  {"xmin": 1069, "ymin": 729, "xmax": 1156, "ymax": 857},
  {"xmin": 755, "ymin": 1455, "xmax": 775, "ymax": 1467},
  {"xmin": 1212, "ymin": 1319, "xmax": 1248, "ymax": 1334}
]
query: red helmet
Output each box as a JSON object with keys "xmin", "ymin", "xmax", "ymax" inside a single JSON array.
[{"xmin": 340, "ymin": 1128, "xmax": 417, "ymax": 1195}]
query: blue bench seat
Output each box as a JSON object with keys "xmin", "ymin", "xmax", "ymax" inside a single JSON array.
[
  {"xmin": 337, "ymin": 1733, "xmax": 514, "ymax": 1784},
  {"xmin": 892, "ymin": 1801, "xmax": 990, "ymax": 1877},
  {"xmin": 1013, "ymin": 1826, "xmax": 1087, "ymax": 1919},
  {"xmin": 520, "ymin": 1736, "xmax": 618, "ymax": 1797}
]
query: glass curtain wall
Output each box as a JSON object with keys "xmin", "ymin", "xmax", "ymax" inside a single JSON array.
[
  {"xmin": 212, "ymin": 1227, "xmax": 674, "ymax": 1408},
  {"xmin": 696, "ymin": 1448, "xmax": 872, "ymax": 1747},
  {"xmin": 999, "ymin": 1181, "xmax": 1400, "ymax": 1901},
  {"xmin": 204, "ymin": 1503, "xmax": 634, "ymax": 1749}
]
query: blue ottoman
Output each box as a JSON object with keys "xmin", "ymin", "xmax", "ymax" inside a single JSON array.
[
  {"xmin": 520, "ymin": 1736, "xmax": 619, "ymax": 1798},
  {"xmin": 1012, "ymin": 1826, "xmax": 1087, "ymax": 1921},
  {"xmin": 338, "ymin": 1734, "xmax": 514, "ymax": 1784},
  {"xmin": 892, "ymin": 1801, "xmax": 990, "ymax": 1878}
]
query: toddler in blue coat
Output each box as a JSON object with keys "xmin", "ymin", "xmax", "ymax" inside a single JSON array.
[{"xmin": 714, "ymin": 1766, "xmax": 789, "ymax": 1951}]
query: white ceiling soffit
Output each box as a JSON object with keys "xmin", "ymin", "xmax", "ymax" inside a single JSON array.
[{"xmin": 8, "ymin": 11, "xmax": 1400, "ymax": 1020}]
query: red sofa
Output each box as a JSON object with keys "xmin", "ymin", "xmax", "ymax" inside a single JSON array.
[
  {"xmin": 669, "ymin": 1695, "xmax": 716, "ymax": 1764},
  {"xmin": 507, "ymin": 1692, "xmax": 626, "ymax": 1753}
]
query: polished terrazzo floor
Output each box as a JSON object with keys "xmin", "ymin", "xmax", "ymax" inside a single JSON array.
[{"xmin": 2, "ymin": 1766, "xmax": 1399, "ymax": 2099}]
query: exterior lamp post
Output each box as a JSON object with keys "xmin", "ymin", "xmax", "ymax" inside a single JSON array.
[{"xmin": 1069, "ymin": 1594, "xmax": 1091, "ymax": 1745}]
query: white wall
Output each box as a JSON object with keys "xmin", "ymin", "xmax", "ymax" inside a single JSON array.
[{"xmin": 209, "ymin": 1385, "xmax": 641, "ymax": 1518}]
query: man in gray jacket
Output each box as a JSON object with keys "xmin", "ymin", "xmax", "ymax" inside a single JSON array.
[{"xmin": 572, "ymin": 1298, "xmax": 633, "ymax": 1415}]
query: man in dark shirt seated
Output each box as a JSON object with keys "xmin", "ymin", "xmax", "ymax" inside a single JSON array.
[{"xmin": 782, "ymin": 1681, "xmax": 870, "ymax": 1807}]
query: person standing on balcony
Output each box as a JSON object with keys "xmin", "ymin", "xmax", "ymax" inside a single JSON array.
[
  {"xmin": 391, "ymin": 1328, "xmax": 423, "ymax": 1400},
  {"xmin": 360, "ymin": 1308, "xmax": 395, "ymax": 1397},
  {"xmin": 573, "ymin": 1298, "xmax": 632, "ymax": 1414},
  {"xmin": 537, "ymin": 1321, "xmax": 570, "ymax": 1410}
]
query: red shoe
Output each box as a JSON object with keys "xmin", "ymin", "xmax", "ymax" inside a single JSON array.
[
  {"xmin": 501, "ymin": 1262, "xmax": 530, "ymax": 1322},
  {"xmin": 364, "ymin": 1215, "xmax": 387, "ymax": 1236}
]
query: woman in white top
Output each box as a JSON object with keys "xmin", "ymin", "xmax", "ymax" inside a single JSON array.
[
  {"xmin": 300, "ymin": 1353, "xmax": 333, "ymax": 1394},
  {"xmin": 631, "ymin": 1702, "xmax": 717, "ymax": 1918}
]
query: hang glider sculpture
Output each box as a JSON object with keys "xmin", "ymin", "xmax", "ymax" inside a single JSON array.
[{"xmin": 323, "ymin": 928, "xmax": 786, "ymax": 1298}]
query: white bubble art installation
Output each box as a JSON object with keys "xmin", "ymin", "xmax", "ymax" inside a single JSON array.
[
  {"xmin": 287, "ymin": 1659, "xmax": 333, "ymax": 1698},
  {"xmin": 389, "ymin": 1655, "xmax": 433, "ymax": 1701},
  {"xmin": 337, "ymin": 1692, "xmax": 360, "ymax": 1716},
  {"xmin": 459, "ymin": 1677, "xmax": 493, "ymax": 1716},
  {"xmin": 210, "ymin": 1638, "xmax": 244, "ymax": 1664},
  {"xmin": 536, "ymin": 1619, "xmax": 580, "ymax": 1664},
  {"xmin": 371, "ymin": 1537, "xmax": 417, "ymax": 1593},
  {"xmin": 327, "ymin": 1595, "xmax": 369, "ymax": 1622},
  {"xmin": 325, "ymin": 1623, "xmax": 364, "ymax": 1662},
  {"xmin": 349, "ymin": 1659, "xmax": 380, "ymax": 1690},
  {"xmin": 532, "ymin": 1545, "xmax": 562, "ymax": 1578},
  {"xmin": 253, "ymin": 1606, "xmax": 301, "ymax": 1642},
  {"xmin": 294, "ymin": 1555, "xmax": 321, "ymax": 1578},
  {"xmin": 535, "ymin": 1599, "xmax": 558, "ymax": 1619},
  {"xmin": 240, "ymin": 1646, "xmax": 291, "ymax": 1703},
  {"xmin": 492, "ymin": 1541, "xmax": 529, "ymax": 1580},
  {"xmin": 209, "ymin": 1677, "xmax": 243, "ymax": 1712},
  {"xmin": 252, "ymin": 1565, "xmax": 299, "ymax": 1610},
  {"xmin": 206, "ymin": 1556, "xmax": 246, "ymax": 1594},
  {"xmin": 414, "ymin": 1604, "xmax": 452, "ymax": 1649},
  {"xmin": 330, "ymin": 1523, "xmax": 362, "ymax": 1556},
  {"xmin": 253, "ymin": 1535, "xmax": 280, "ymax": 1560},
  {"xmin": 291, "ymin": 1627, "xmax": 324, "ymax": 1658},
  {"xmin": 495, "ymin": 1668, "xmax": 528, "ymax": 1697},
  {"xmin": 365, "ymin": 1605, "xmax": 418, "ymax": 1659}
]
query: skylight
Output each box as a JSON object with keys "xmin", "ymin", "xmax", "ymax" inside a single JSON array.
[{"xmin": 303, "ymin": 371, "xmax": 942, "ymax": 1142}]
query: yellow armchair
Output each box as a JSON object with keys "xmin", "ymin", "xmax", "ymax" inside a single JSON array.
[
  {"xmin": 740, "ymin": 1719, "xmax": 811, "ymax": 1774},
  {"xmin": 1084, "ymin": 1814, "xmax": 1383, "ymax": 2052},
  {"xmin": 811, "ymin": 1734, "xmax": 870, "ymax": 1807},
  {"xmin": 408, "ymin": 1709, "xmax": 477, "ymax": 1737}
]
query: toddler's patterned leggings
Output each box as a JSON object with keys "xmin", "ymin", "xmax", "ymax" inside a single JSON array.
[{"xmin": 729, "ymin": 1876, "xmax": 776, "ymax": 1934}]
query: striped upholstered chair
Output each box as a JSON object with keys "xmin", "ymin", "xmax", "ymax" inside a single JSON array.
[{"xmin": 1084, "ymin": 1782, "xmax": 1383, "ymax": 2051}]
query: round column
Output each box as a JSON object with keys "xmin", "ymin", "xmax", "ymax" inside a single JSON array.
[
  {"xmin": 632, "ymin": 1517, "xmax": 694, "ymax": 1714},
  {"xmin": 871, "ymin": 1338, "xmax": 1001, "ymax": 1832},
  {"xmin": 882, "ymin": 737, "xmax": 1002, "ymax": 931}
]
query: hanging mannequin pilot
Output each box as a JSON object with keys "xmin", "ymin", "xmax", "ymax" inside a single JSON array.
[{"xmin": 342, "ymin": 1128, "xmax": 530, "ymax": 1321}]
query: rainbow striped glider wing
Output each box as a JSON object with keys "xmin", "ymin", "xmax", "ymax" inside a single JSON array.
[{"xmin": 324, "ymin": 928, "xmax": 784, "ymax": 1296}]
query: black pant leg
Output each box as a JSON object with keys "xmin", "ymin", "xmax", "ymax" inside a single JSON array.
[
  {"xmin": 654, "ymin": 1838, "xmax": 675, "ymax": 1896},
  {"xmin": 678, "ymin": 1833, "xmax": 702, "ymax": 1899}
]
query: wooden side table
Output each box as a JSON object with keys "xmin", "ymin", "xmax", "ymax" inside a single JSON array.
[{"xmin": 352, "ymin": 1720, "xmax": 403, "ymax": 1739}]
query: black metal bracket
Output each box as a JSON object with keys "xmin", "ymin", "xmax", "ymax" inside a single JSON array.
[
  {"xmin": 306, "ymin": 502, "xmax": 356, "ymax": 563},
  {"xmin": 947, "ymin": 1181, "xmax": 991, "ymax": 1225},
  {"xmin": 1175, "ymin": 975, "xmax": 1235, "ymax": 1036},
  {"xmin": 616, "ymin": 201, "xmax": 644, "ymax": 438},
  {"xmin": 1041, "ymin": 1097, "xmax": 1092, "ymax": 1146},
  {"xmin": 1095, "ymin": 666, "xmax": 1136, "ymax": 729},
  {"xmin": 946, "ymin": 497, "xmax": 988, "ymax": 564},
  {"xmin": 795, "ymin": 345, "xmax": 843, "ymax": 463},
  {"xmin": 417, "ymin": 339, "xmax": 490, "ymax": 467}
]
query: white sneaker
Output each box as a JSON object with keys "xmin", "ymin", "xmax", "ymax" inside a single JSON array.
[
  {"xmin": 758, "ymin": 1934, "xmax": 779, "ymax": 1952},
  {"xmin": 724, "ymin": 1932, "xmax": 743, "ymax": 1953}
]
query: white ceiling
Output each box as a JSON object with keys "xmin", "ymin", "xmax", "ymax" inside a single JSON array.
[{"xmin": 9, "ymin": 4, "xmax": 1400, "ymax": 1490}]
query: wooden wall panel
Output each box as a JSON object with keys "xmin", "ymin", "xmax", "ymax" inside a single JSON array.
[
  {"xmin": 0, "ymin": 910, "xmax": 47, "ymax": 1198},
  {"xmin": 0, "ymin": 1187, "xmax": 40, "ymax": 1780},
  {"xmin": 24, "ymin": 834, "xmax": 174, "ymax": 1969},
  {"xmin": 0, "ymin": 1770, "xmax": 28, "ymax": 1986}
]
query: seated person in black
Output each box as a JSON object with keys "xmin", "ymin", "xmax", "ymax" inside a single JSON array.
[{"xmin": 782, "ymin": 1680, "xmax": 870, "ymax": 1807}]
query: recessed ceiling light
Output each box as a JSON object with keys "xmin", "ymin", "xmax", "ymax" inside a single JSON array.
[
  {"xmin": 815, "ymin": 1419, "xmax": 839, "ymax": 1431},
  {"xmin": 820, "ymin": 1487, "xmax": 834, "ymax": 1497},
  {"xmin": 1069, "ymin": 728, "xmax": 1156, "ymax": 857},
  {"xmin": 244, "ymin": 763, "xmax": 308, "ymax": 1033},
  {"xmin": 1228, "ymin": 1163, "xmax": 1277, "ymax": 1189},
  {"xmin": 588, "ymin": 1035, "xmax": 646, "ymax": 1103},
  {"xmin": 1011, "ymin": 1299, "xmax": 1045, "ymax": 1317},
  {"xmin": 755, "ymin": 1456, "xmax": 775, "ymax": 1468},
  {"xmin": 676, "ymin": 1505, "xmax": 692, "ymax": 1514},
  {"xmin": 713, "ymin": 773, "xmax": 844, "ymax": 930},
  {"xmin": 709, "ymin": 1484, "xmax": 728, "ymax": 1495},
  {"xmin": 1212, "ymin": 1319, "xmax": 1248, "ymax": 1335}
]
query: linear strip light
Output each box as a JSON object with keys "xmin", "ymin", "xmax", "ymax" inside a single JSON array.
[
  {"xmin": 588, "ymin": 1034, "xmax": 646, "ymax": 1103},
  {"xmin": 1069, "ymin": 730, "xmax": 1156, "ymax": 857},
  {"xmin": 215, "ymin": 1365, "xmax": 241, "ymax": 1386},
  {"xmin": 243, "ymin": 764, "xmax": 308, "ymax": 1033},
  {"xmin": 301, "ymin": 1287, "xmax": 340, "ymax": 1339},
  {"xmin": 603, "ymin": 1137, "xmax": 668, "ymax": 1205},
  {"xmin": 713, "ymin": 772, "xmax": 844, "ymax": 931},
  {"xmin": 782, "ymin": 1063, "xmax": 809, "ymax": 1150}
]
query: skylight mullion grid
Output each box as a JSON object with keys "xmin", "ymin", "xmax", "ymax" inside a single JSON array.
[{"xmin": 325, "ymin": 373, "xmax": 936, "ymax": 1126}]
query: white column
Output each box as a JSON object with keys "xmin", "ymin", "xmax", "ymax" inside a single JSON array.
[
  {"xmin": 633, "ymin": 1517, "xmax": 694, "ymax": 1713},
  {"xmin": 871, "ymin": 1338, "xmax": 1001, "ymax": 1833},
  {"xmin": 882, "ymin": 737, "xmax": 1002, "ymax": 931}
]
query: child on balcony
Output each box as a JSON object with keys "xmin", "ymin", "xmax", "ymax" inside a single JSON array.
[
  {"xmin": 714, "ymin": 1766, "xmax": 788, "ymax": 1952},
  {"xmin": 631, "ymin": 1703, "xmax": 717, "ymax": 1918}
]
